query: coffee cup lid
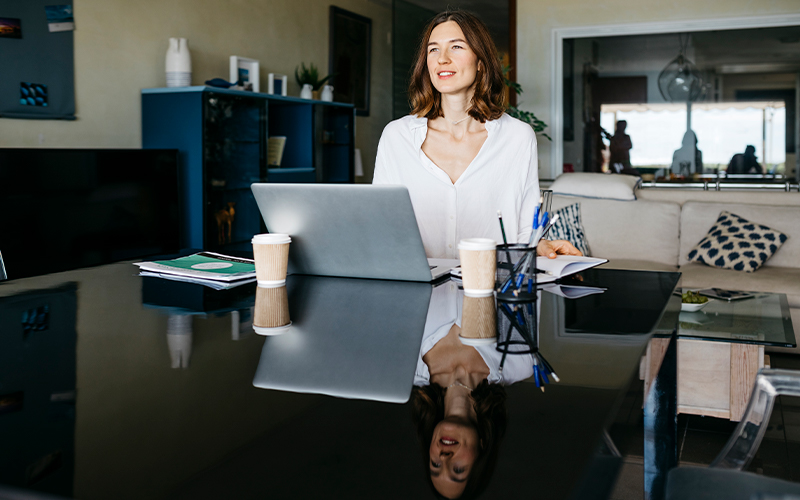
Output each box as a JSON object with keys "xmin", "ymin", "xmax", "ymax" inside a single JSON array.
[
  {"xmin": 458, "ymin": 238, "xmax": 497, "ymax": 251},
  {"xmin": 252, "ymin": 233, "xmax": 291, "ymax": 245},
  {"xmin": 253, "ymin": 322, "xmax": 292, "ymax": 335}
]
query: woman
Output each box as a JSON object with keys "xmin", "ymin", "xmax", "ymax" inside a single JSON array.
[{"xmin": 373, "ymin": 10, "xmax": 580, "ymax": 260}]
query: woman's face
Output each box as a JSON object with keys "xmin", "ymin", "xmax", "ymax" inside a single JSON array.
[
  {"xmin": 429, "ymin": 417, "xmax": 480, "ymax": 498},
  {"xmin": 426, "ymin": 21, "xmax": 480, "ymax": 97}
]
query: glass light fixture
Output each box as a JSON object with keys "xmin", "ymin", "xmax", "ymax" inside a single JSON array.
[{"xmin": 658, "ymin": 35, "xmax": 706, "ymax": 103}]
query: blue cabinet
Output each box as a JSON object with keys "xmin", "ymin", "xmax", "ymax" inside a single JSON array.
[{"xmin": 142, "ymin": 87, "xmax": 355, "ymax": 253}]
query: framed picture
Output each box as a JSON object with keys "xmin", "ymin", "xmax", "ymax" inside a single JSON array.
[
  {"xmin": 229, "ymin": 56, "xmax": 260, "ymax": 92},
  {"xmin": 268, "ymin": 73, "xmax": 288, "ymax": 96},
  {"xmin": 329, "ymin": 6, "xmax": 371, "ymax": 116}
]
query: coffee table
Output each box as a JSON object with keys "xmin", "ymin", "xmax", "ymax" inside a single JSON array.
[{"xmin": 675, "ymin": 291, "xmax": 796, "ymax": 421}]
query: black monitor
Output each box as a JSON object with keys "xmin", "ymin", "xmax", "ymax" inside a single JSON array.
[{"xmin": 0, "ymin": 148, "xmax": 181, "ymax": 280}]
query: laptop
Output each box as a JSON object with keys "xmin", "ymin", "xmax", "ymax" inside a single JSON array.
[
  {"xmin": 252, "ymin": 275, "xmax": 432, "ymax": 403},
  {"xmin": 250, "ymin": 183, "xmax": 458, "ymax": 281}
]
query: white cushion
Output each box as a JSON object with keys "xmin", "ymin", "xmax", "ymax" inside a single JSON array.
[
  {"xmin": 680, "ymin": 202, "xmax": 800, "ymax": 269},
  {"xmin": 550, "ymin": 173, "xmax": 641, "ymax": 201},
  {"xmin": 551, "ymin": 195, "xmax": 681, "ymax": 267}
]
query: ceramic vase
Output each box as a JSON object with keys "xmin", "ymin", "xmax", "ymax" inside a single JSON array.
[
  {"xmin": 320, "ymin": 85, "xmax": 334, "ymax": 102},
  {"xmin": 166, "ymin": 38, "xmax": 192, "ymax": 87},
  {"xmin": 300, "ymin": 83, "xmax": 313, "ymax": 99}
]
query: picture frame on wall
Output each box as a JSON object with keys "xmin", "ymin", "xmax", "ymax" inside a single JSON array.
[
  {"xmin": 268, "ymin": 73, "xmax": 288, "ymax": 96},
  {"xmin": 230, "ymin": 56, "xmax": 260, "ymax": 92},
  {"xmin": 329, "ymin": 6, "xmax": 371, "ymax": 116}
]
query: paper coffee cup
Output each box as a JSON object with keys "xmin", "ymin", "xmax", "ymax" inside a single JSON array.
[
  {"xmin": 252, "ymin": 233, "xmax": 291, "ymax": 287},
  {"xmin": 460, "ymin": 295, "xmax": 497, "ymax": 344},
  {"xmin": 253, "ymin": 285, "xmax": 291, "ymax": 335},
  {"xmin": 458, "ymin": 238, "xmax": 496, "ymax": 297}
]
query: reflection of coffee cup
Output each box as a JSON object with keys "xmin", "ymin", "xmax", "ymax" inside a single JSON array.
[
  {"xmin": 460, "ymin": 295, "xmax": 497, "ymax": 343},
  {"xmin": 458, "ymin": 238, "xmax": 496, "ymax": 297},
  {"xmin": 252, "ymin": 233, "xmax": 291, "ymax": 287},
  {"xmin": 253, "ymin": 285, "xmax": 291, "ymax": 335}
]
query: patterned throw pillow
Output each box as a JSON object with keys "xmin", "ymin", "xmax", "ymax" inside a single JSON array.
[
  {"xmin": 548, "ymin": 203, "xmax": 590, "ymax": 256},
  {"xmin": 687, "ymin": 211, "xmax": 788, "ymax": 272}
]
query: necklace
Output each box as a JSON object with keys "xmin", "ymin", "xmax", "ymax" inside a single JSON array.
[
  {"xmin": 449, "ymin": 115, "xmax": 470, "ymax": 126},
  {"xmin": 447, "ymin": 381, "xmax": 473, "ymax": 391}
]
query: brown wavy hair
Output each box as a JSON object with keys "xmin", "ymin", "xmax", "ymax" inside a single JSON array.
[
  {"xmin": 411, "ymin": 380, "xmax": 508, "ymax": 499},
  {"xmin": 408, "ymin": 10, "xmax": 506, "ymax": 123}
]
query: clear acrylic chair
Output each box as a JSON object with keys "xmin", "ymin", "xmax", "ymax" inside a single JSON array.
[{"xmin": 665, "ymin": 368, "xmax": 800, "ymax": 500}]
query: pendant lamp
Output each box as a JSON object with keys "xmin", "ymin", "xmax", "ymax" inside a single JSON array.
[{"xmin": 657, "ymin": 34, "xmax": 706, "ymax": 103}]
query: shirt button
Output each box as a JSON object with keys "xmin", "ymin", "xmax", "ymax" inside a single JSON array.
[
  {"xmin": 448, "ymin": 244, "xmax": 453, "ymax": 248},
  {"xmin": 450, "ymin": 215, "xmax": 454, "ymax": 220}
]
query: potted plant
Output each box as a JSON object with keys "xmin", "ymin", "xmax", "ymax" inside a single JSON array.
[
  {"xmin": 502, "ymin": 62, "xmax": 551, "ymax": 140},
  {"xmin": 295, "ymin": 63, "xmax": 332, "ymax": 100}
]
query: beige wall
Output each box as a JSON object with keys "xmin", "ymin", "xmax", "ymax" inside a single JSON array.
[
  {"xmin": 517, "ymin": 0, "xmax": 800, "ymax": 179},
  {"xmin": 0, "ymin": 0, "xmax": 392, "ymax": 181}
]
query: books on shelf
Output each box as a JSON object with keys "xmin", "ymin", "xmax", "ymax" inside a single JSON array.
[
  {"xmin": 267, "ymin": 136, "xmax": 287, "ymax": 167},
  {"xmin": 134, "ymin": 252, "xmax": 256, "ymax": 290}
]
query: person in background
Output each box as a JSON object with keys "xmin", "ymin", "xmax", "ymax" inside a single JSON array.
[
  {"xmin": 727, "ymin": 145, "xmax": 763, "ymax": 175},
  {"xmin": 372, "ymin": 10, "xmax": 580, "ymax": 261},
  {"xmin": 670, "ymin": 130, "xmax": 703, "ymax": 177},
  {"xmin": 601, "ymin": 120, "xmax": 639, "ymax": 176}
]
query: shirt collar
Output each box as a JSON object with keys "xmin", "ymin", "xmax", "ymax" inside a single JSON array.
[{"xmin": 410, "ymin": 113, "xmax": 501, "ymax": 147}]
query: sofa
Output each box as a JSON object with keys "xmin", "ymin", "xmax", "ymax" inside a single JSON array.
[{"xmin": 548, "ymin": 186, "xmax": 800, "ymax": 352}]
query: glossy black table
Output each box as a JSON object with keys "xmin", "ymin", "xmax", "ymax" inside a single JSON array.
[{"xmin": 0, "ymin": 262, "xmax": 680, "ymax": 500}]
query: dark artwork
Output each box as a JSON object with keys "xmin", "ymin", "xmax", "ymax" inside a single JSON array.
[
  {"xmin": 0, "ymin": 17, "xmax": 21, "ymax": 38},
  {"xmin": 20, "ymin": 82, "xmax": 48, "ymax": 106},
  {"xmin": 329, "ymin": 6, "xmax": 371, "ymax": 116}
]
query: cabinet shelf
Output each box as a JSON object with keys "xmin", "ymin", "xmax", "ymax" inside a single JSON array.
[{"xmin": 142, "ymin": 87, "xmax": 355, "ymax": 250}]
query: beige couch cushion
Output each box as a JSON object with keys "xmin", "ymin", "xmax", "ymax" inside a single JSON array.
[
  {"xmin": 679, "ymin": 262, "xmax": 800, "ymax": 309},
  {"xmin": 551, "ymin": 195, "xmax": 681, "ymax": 267},
  {"xmin": 599, "ymin": 259, "xmax": 679, "ymax": 272},
  {"xmin": 680, "ymin": 202, "xmax": 800, "ymax": 269}
]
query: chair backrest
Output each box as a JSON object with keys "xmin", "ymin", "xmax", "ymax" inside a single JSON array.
[{"xmin": 711, "ymin": 368, "xmax": 800, "ymax": 470}]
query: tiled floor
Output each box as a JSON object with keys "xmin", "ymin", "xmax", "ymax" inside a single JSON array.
[{"xmin": 608, "ymin": 352, "xmax": 800, "ymax": 499}]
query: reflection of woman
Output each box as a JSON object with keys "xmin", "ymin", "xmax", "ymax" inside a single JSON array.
[
  {"xmin": 411, "ymin": 282, "xmax": 531, "ymax": 498},
  {"xmin": 373, "ymin": 10, "xmax": 579, "ymax": 261}
]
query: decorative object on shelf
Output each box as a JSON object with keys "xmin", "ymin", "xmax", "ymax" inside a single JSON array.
[
  {"xmin": 214, "ymin": 202, "xmax": 236, "ymax": 245},
  {"xmin": 204, "ymin": 78, "xmax": 240, "ymax": 89},
  {"xmin": 295, "ymin": 62, "xmax": 332, "ymax": 98},
  {"xmin": 320, "ymin": 84, "xmax": 334, "ymax": 102},
  {"xmin": 166, "ymin": 38, "xmax": 191, "ymax": 87},
  {"xmin": 268, "ymin": 73, "xmax": 288, "ymax": 96},
  {"xmin": 299, "ymin": 83, "xmax": 313, "ymax": 100},
  {"xmin": 230, "ymin": 56, "xmax": 259, "ymax": 92},
  {"xmin": 329, "ymin": 7, "xmax": 371, "ymax": 116},
  {"xmin": 267, "ymin": 136, "xmax": 287, "ymax": 166}
]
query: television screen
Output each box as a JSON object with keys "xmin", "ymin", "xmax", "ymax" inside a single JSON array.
[{"xmin": 0, "ymin": 148, "xmax": 181, "ymax": 280}]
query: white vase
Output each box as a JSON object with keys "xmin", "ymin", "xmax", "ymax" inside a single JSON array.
[
  {"xmin": 300, "ymin": 83, "xmax": 313, "ymax": 99},
  {"xmin": 320, "ymin": 85, "xmax": 334, "ymax": 102},
  {"xmin": 165, "ymin": 38, "xmax": 191, "ymax": 87}
]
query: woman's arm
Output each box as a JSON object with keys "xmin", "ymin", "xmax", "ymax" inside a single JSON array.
[{"xmin": 516, "ymin": 133, "xmax": 539, "ymax": 244}]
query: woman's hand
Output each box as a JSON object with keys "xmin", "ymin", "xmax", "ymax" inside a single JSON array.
[{"xmin": 537, "ymin": 239, "xmax": 583, "ymax": 259}]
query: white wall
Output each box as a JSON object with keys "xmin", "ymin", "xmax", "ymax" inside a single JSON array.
[
  {"xmin": 517, "ymin": 0, "xmax": 800, "ymax": 179},
  {"xmin": 0, "ymin": 0, "xmax": 392, "ymax": 181}
]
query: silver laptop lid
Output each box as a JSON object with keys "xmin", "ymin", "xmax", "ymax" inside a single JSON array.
[
  {"xmin": 251, "ymin": 184, "xmax": 433, "ymax": 281},
  {"xmin": 252, "ymin": 275, "xmax": 432, "ymax": 403}
]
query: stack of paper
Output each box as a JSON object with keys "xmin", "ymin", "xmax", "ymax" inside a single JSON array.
[{"xmin": 134, "ymin": 252, "xmax": 256, "ymax": 290}]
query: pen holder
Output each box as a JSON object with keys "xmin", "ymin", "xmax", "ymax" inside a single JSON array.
[{"xmin": 496, "ymin": 244, "xmax": 542, "ymax": 302}]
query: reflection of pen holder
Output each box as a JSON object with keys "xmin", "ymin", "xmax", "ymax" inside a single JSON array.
[
  {"xmin": 496, "ymin": 298, "xmax": 538, "ymax": 355},
  {"xmin": 460, "ymin": 295, "xmax": 497, "ymax": 344},
  {"xmin": 496, "ymin": 244, "xmax": 542, "ymax": 302},
  {"xmin": 253, "ymin": 285, "xmax": 291, "ymax": 335}
]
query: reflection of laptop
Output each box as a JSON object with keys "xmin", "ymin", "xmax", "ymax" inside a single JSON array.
[
  {"xmin": 250, "ymin": 184, "xmax": 457, "ymax": 282},
  {"xmin": 252, "ymin": 275, "xmax": 432, "ymax": 403}
]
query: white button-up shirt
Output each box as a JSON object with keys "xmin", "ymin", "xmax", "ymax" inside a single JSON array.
[{"xmin": 373, "ymin": 113, "xmax": 540, "ymax": 259}]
